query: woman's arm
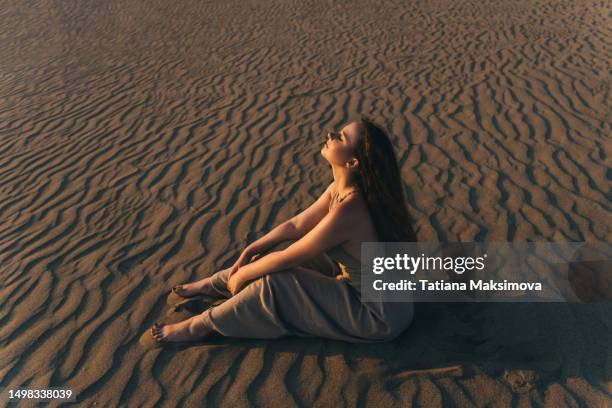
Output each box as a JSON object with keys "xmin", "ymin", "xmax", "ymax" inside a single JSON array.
[
  {"xmin": 240, "ymin": 220, "xmax": 298, "ymax": 262},
  {"xmin": 228, "ymin": 202, "xmax": 353, "ymax": 295},
  {"xmin": 227, "ymin": 183, "xmax": 335, "ymax": 282},
  {"xmin": 240, "ymin": 182, "xmax": 335, "ymax": 262},
  {"xmin": 227, "ymin": 220, "xmax": 298, "ymax": 280}
]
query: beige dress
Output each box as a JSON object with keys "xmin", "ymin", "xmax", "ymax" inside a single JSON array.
[{"xmin": 197, "ymin": 191, "xmax": 415, "ymax": 343}]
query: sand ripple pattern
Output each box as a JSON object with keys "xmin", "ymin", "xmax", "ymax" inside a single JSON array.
[{"xmin": 0, "ymin": 0, "xmax": 611, "ymax": 406}]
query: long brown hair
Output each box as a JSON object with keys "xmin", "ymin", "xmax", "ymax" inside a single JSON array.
[{"xmin": 353, "ymin": 116, "xmax": 417, "ymax": 242}]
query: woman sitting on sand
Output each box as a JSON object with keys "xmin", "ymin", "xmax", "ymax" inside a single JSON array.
[{"xmin": 150, "ymin": 116, "xmax": 417, "ymax": 344}]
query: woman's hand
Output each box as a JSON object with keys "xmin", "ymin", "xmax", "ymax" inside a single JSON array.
[
  {"xmin": 228, "ymin": 272, "xmax": 247, "ymax": 296},
  {"xmin": 226, "ymin": 263, "xmax": 240, "ymax": 281},
  {"xmin": 228, "ymin": 246, "xmax": 260, "ymax": 280}
]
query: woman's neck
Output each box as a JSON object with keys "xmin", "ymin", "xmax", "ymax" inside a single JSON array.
[{"xmin": 331, "ymin": 166, "xmax": 358, "ymax": 196}]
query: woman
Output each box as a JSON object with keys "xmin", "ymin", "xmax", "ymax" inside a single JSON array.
[{"xmin": 150, "ymin": 116, "xmax": 417, "ymax": 344}]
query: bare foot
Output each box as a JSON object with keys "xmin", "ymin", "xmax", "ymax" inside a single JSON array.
[
  {"xmin": 172, "ymin": 276, "xmax": 214, "ymax": 298},
  {"xmin": 151, "ymin": 315, "xmax": 211, "ymax": 343}
]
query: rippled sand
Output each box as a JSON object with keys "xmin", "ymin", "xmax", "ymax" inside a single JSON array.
[{"xmin": 1, "ymin": 0, "xmax": 611, "ymax": 406}]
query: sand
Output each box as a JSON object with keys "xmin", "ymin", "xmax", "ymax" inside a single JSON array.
[{"xmin": 1, "ymin": 0, "xmax": 611, "ymax": 406}]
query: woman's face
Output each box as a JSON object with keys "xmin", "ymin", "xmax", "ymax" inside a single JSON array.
[{"xmin": 320, "ymin": 121, "xmax": 363, "ymax": 167}]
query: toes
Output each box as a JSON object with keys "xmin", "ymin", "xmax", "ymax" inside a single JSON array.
[
  {"xmin": 152, "ymin": 329, "xmax": 164, "ymax": 341},
  {"xmin": 149, "ymin": 322, "xmax": 169, "ymax": 343},
  {"xmin": 151, "ymin": 323, "xmax": 164, "ymax": 335}
]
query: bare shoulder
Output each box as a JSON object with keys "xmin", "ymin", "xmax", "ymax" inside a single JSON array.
[
  {"xmin": 333, "ymin": 193, "xmax": 378, "ymax": 244},
  {"xmin": 324, "ymin": 192, "xmax": 377, "ymax": 250},
  {"xmin": 330, "ymin": 192, "xmax": 366, "ymax": 219}
]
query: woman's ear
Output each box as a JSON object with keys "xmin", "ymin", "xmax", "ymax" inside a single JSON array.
[{"xmin": 346, "ymin": 158, "xmax": 359, "ymax": 169}]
